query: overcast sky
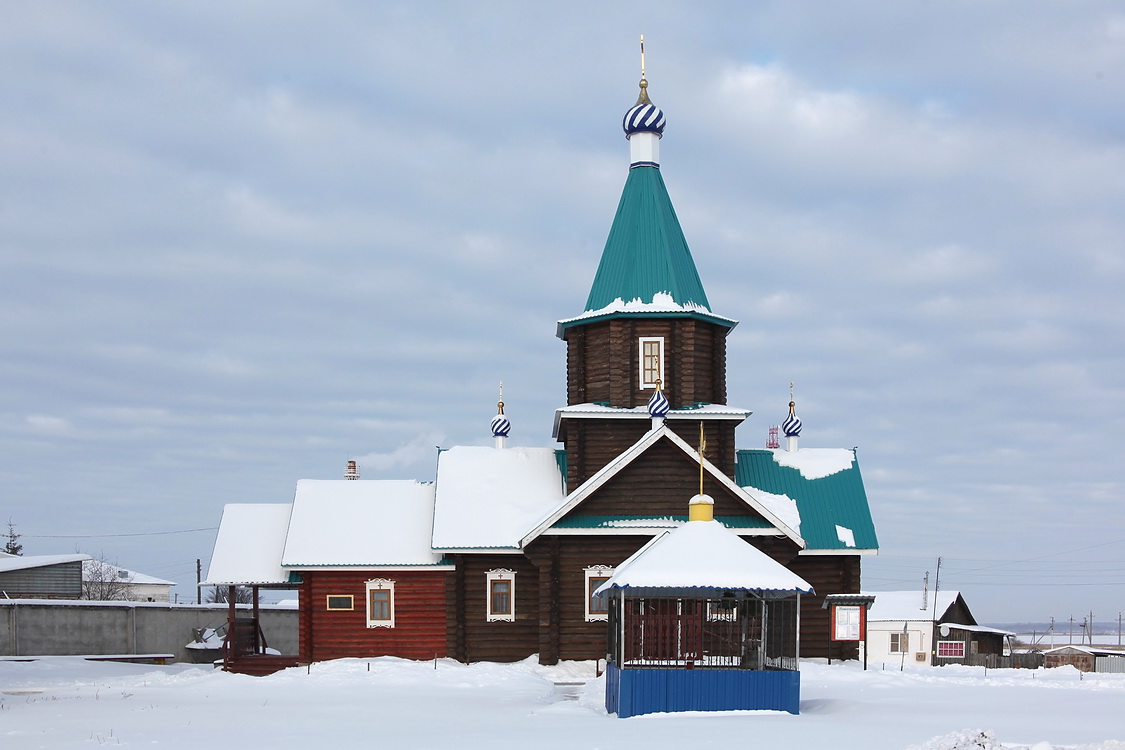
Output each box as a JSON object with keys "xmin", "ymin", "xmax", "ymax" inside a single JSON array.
[{"xmin": 2, "ymin": 2, "xmax": 1122, "ymax": 625}]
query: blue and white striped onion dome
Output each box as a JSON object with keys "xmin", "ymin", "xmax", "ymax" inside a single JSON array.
[
  {"xmin": 647, "ymin": 388, "xmax": 670, "ymax": 418},
  {"xmin": 490, "ymin": 413, "xmax": 511, "ymax": 438},
  {"xmin": 782, "ymin": 409, "xmax": 802, "ymax": 437},
  {"xmin": 623, "ymin": 102, "xmax": 666, "ymax": 137}
]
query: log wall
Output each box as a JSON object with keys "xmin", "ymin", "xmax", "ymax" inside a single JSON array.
[
  {"xmin": 565, "ymin": 436, "xmax": 749, "ymax": 518},
  {"xmin": 297, "ymin": 570, "xmax": 449, "ymax": 663},
  {"xmin": 445, "ymin": 554, "xmax": 540, "ymax": 663},
  {"xmin": 561, "ymin": 420, "xmax": 737, "ymax": 489},
  {"xmin": 564, "ymin": 318, "xmax": 728, "ymax": 409}
]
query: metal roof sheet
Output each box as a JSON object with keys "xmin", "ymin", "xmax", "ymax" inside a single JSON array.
[
  {"xmin": 736, "ymin": 449, "xmax": 879, "ymax": 552},
  {"xmin": 583, "ymin": 165, "xmax": 715, "ymax": 315}
]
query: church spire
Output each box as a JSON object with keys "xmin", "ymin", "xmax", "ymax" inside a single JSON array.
[{"xmin": 558, "ymin": 39, "xmax": 734, "ymax": 333}]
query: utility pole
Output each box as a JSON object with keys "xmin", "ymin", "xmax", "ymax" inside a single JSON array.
[
  {"xmin": 196, "ymin": 558, "xmax": 202, "ymax": 605},
  {"xmin": 1118, "ymin": 612, "xmax": 1122, "ymax": 647},
  {"xmin": 931, "ymin": 557, "xmax": 942, "ymax": 662},
  {"xmin": 1088, "ymin": 610, "xmax": 1095, "ymax": 645}
]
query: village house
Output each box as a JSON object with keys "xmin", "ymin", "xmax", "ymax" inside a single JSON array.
[
  {"xmin": 862, "ymin": 590, "xmax": 1012, "ymax": 668},
  {"xmin": 204, "ymin": 69, "xmax": 879, "ymax": 674}
]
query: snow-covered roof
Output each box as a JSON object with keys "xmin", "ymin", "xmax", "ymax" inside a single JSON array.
[
  {"xmin": 204, "ymin": 504, "xmax": 293, "ymax": 585},
  {"xmin": 736, "ymin": 448, "xmax": 877, "ymax": 552},
  {"xmin": 865, "ymin": 591, "xmax": 962, "ymax": 622},
  {"xmin": 767, "ymin": 448, "xmax": 856, "ymax": 480},
  {"xmin": 553, "ymin": 402, "xmax": 751, "ymax": 437},
  {"xmin": 283, "ymin": 480, "xmax": 443, "ymax": 566},
  {"xmin": 81, "ymin": 560, "xmax": 175, "ymax": 586},
  {"xmin": 432, "ymin": 446, "xmax": 566, "ymax": 550},
  {"xmin": 0, "ymin": 553, "xmax": 90, "ymax": 574},
  {"xmin": 596, "ymin": 520, "xmax": 813, "ymax": 598}
]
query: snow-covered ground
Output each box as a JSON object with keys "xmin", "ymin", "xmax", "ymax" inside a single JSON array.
[{"xmin": 1, "ymin": 656, "xmax": 1122, "ymax": 749}]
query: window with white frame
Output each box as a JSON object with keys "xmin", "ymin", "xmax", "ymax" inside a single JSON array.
[
  {"xmin": 936, "ymin": 640, "xmax": 965, "ymax": 658},
  {"xmin": 365, "ymin": 578, "xmax": 395, "ymax": 628},
  {"xmin": 890, "ymin": 632, "xmax": 909, "ymax": 653},
  {"xmin": 486, "ymin": 569, "xmax": 515, "ymax": 622},
  {"xmin": 639, "ymin": 337, "xmax": 664, "ymax": 390},
  {"xmin": 584, "ymin": 566, "xmax": 614, "ymax": 622}
]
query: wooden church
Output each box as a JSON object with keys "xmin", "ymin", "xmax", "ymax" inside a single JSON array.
[{"xmin": 205, "ymin": 67, "xmax": 879, "ymax": 673}]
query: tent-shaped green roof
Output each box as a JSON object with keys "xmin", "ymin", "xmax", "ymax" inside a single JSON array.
[{"xmin": 584, "ymin": 165, "xmax": 713, "ymax": 314}]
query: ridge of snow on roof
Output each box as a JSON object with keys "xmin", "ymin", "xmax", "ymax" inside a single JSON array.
[
  {"xmin": 0, "ymin": 553, "xmax": 90, "ymax": 573},
  {"xmin": 283, "ymin": 480, "xmax": 441, "ymax": 566},
  {"xmin": 769, "ymin": 448, "xmax": 856, "ymax": 480},
  {"xmin": 864, "ymin": 590, "xmax": 962, "ymax": 622},
  {"xmin": 205, "ymin": 504, "xmax": 293, "ymax": 585},
  {"xmin": 597, "ymin": 520, "xmax": 813, "ymax": 595},
  {"xmin": 747, "ymin": 488, "xmax": 801, "ymax": 537},
  {"xmin": 82, "ymin": 560, "xmax": 176, "ymax": 586},
  {"xmin": 431, "ymin": 446, "xmax": 566, "ymax": 550}
]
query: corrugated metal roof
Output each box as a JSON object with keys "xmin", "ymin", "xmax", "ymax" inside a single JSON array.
[
  {"xmin": 736, "ymin": 449, "xmax": 879, "ymax": 551},
  {"xmin": 584, "ymin": 165, "xmax": 712, "ymax": 313}
]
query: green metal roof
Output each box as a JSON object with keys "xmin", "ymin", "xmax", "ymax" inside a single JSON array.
[
  {"xmin": 551, "ymin": 515, "xmax": 773, "ymax": 530},
  {"xmin": 735, "ymin": 449, "xmax": 879, "ymax": 551},
  {"xmin": 584, "ymin": 165, "xmax": 713, "ymax": 314}
]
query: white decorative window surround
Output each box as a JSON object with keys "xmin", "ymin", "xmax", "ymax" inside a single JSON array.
[
  {"xmin": 486, "ymin": 569, "xmax": 515, "ymax": 622},
  {"xmin": 366, "ymin": 578, "xmax": 395, "ymax": 628},
  {"xmin": 639, "ymin": 337, "xmax": 664, "ymax": 390},
  {"xmin": 584, "ymin": 566, "xmax": 614, "ymax": 622},
  {"xmin": 936, "ymin": 640, "xmax": 965, "ymax": 658}
]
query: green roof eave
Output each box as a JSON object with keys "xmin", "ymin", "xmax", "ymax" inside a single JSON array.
[{"xmin": 556, "ymin": 308, "xmax": 738, "ymax": 338}]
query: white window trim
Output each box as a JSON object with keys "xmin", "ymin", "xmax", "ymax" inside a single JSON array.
[
  {"xmin": 638, "ymin": 337, "xmax": 665, "ymax": 390},
  {"xmin": 936, "ymin": 640, "xmax": 965, "ymax": 658},
  {"xmin": 486, "ymin": 569, "xmax": 515, "ymax": 622},
  {"xmin": 365, "ymin": 578, "xmax": 395, "ymax": 628},
  {"xmin": 584, "ymin": 566, "xmax": 614, "ymax": 622},
  {"xmin": 890, "ymin": 632, "xmax": 910, "ymax": 654},
  {"xmin": 706, "ymin": 599, "xmax": 738, "ymax": 622}
]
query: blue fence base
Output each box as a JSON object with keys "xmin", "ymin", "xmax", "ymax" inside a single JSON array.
[{"xmin": 605, "ymin": 662, "xmax": 800, "ymax": 717}]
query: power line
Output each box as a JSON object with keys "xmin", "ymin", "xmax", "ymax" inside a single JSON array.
[{"xmin": 25, "ymin": 527, "xmax": 217, "ymax": 539}]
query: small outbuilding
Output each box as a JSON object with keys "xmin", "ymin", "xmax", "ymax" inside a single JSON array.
[{"xmin": 596, "ymin": 493, "xmax": 813, "ymax": 717}]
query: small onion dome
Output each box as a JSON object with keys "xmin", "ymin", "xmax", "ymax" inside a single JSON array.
[
  {"xmin": 623, "ymin": 79, "xmax": 666, "ymax": 137},
  {"xmin": 490, "ymin": 401, "xmax": 511, "ymax": 438},
  {"xmin": 647, "ymin": 388, "xmax": 670, "ymax": 418},
  {"xmin": 782, "ymin": 401, "xmax": 802, "ymax": 437}
]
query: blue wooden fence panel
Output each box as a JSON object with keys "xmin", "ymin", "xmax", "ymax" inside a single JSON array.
[{"xmin": 605, "ymin": 662, "xmax": 800, "ymax": 717}]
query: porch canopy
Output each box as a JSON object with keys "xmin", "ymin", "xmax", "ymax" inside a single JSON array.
[{"xmin": 594, "ymin": 518, "xmax": 814, "ymax": 600}]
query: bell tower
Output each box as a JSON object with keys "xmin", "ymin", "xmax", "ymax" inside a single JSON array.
[{"xmin": 555, "ymin": 46, "xmax": 746, "ymax": 490}]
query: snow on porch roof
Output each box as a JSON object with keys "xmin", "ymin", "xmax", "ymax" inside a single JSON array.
[
  {"xmin": 595, "ymin": 519, "xmax": 813, "ymax": 598},
  {"xmin": 204, "ymin": 504, "xmax": 293, "ymax": 586}
]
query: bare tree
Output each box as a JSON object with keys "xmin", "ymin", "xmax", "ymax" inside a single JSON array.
[
  {"xmin": 207, "ymin": 585, "xmax": 257, "ymax": 604},
  {"xmin": 3, "ymin": 518, "xmax": 22, "ymax": 556},
  {"xmin": 81, "ymin": 555, "xmax": 136, "ymax": 601}
]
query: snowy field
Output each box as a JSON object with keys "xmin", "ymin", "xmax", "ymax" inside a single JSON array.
[{"xmin": 2, "ymin": 657, "xmax": 1123, "ymax": 750}]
